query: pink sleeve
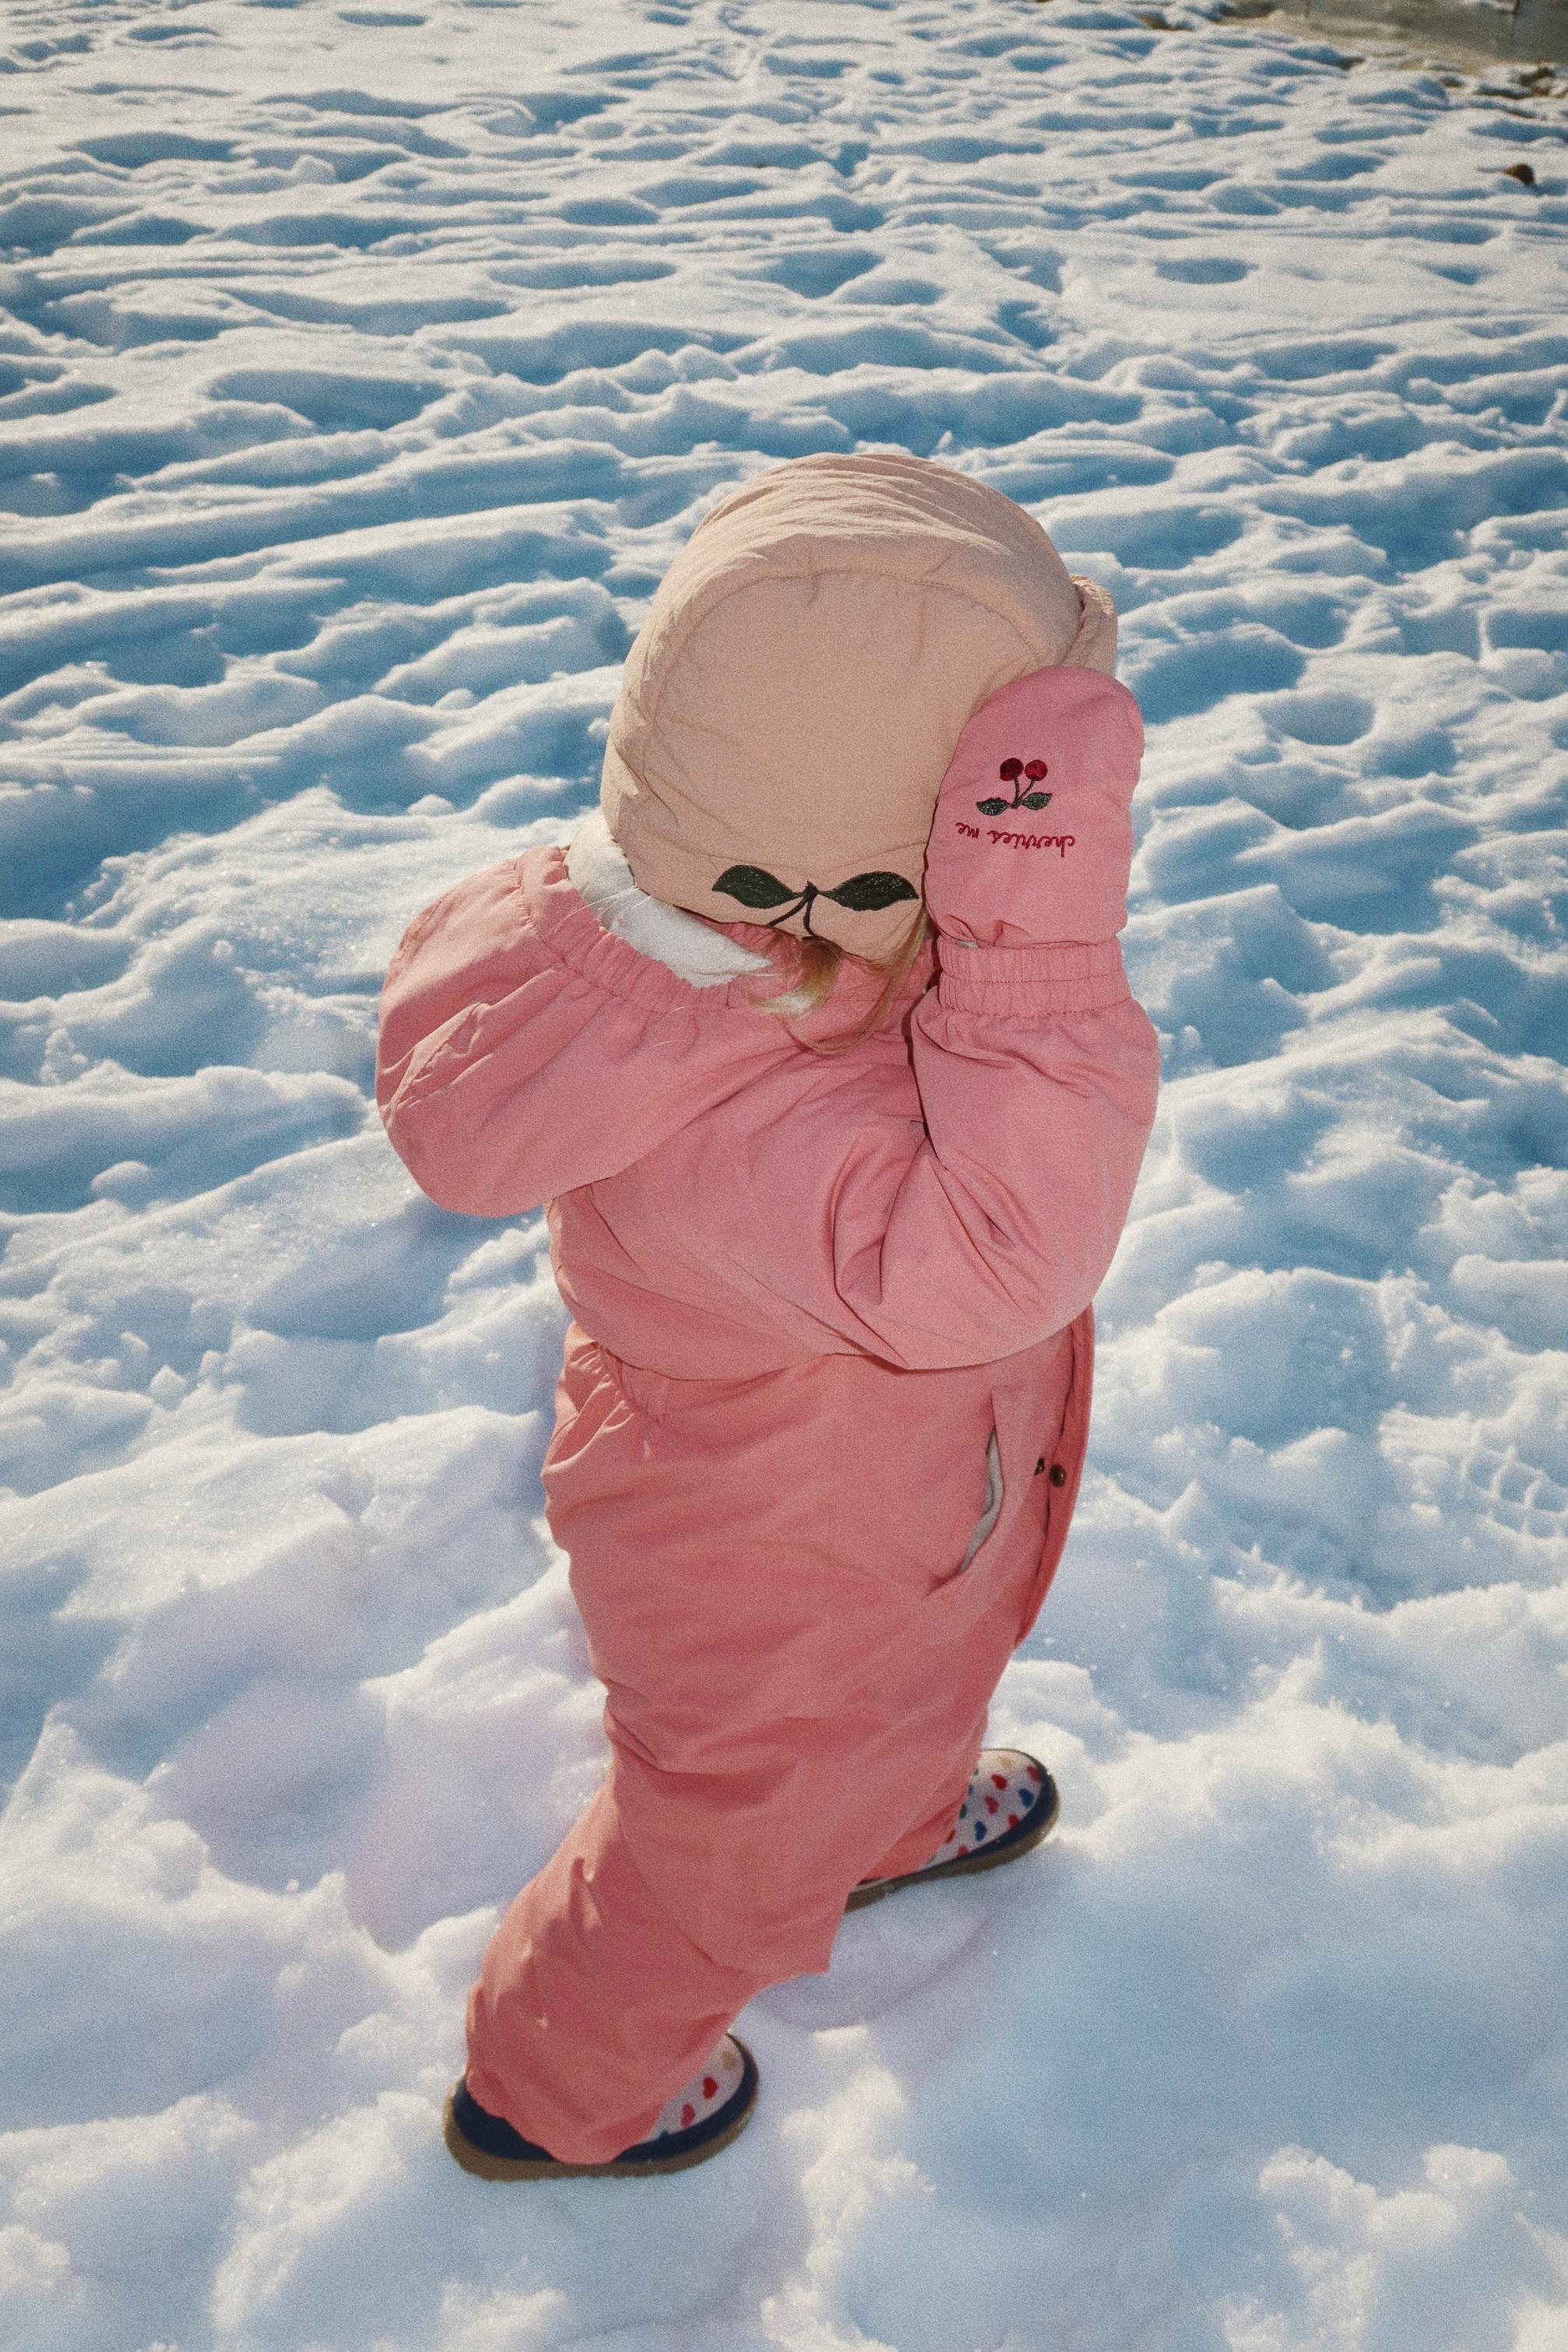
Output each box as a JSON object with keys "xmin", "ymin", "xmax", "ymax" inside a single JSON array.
[
  {"xmin": 732, "ymin": 938, "xmax": 1160, "ymax": 1368},
  {"xmin": 378, "ymin": 852, "xmax": 1159, "ymax": 1366},
  {"xmin": 375, "ymin": 856, "xmax": 750, "ymax": 1216}
]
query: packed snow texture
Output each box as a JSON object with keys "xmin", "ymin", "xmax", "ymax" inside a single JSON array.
[{"xmin": 1, "ymin": 0, "xmax": 1566, "ymax": 2344}]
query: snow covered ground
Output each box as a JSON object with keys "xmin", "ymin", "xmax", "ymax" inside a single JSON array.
[{"xmin": 2, "ymin": 0, "xmax": 1566, "ymax": 2344}]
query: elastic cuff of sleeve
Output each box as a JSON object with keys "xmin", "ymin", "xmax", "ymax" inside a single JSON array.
[{"xmin": 935, "ymin": 935, "xmax": 1130, "ymax": 1014}]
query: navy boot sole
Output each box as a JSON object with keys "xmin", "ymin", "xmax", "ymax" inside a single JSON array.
[
  {"xmin": 443, "ymin": 2038, "xmax": 759, "ymax": 2181},
  {"xmin": 843, "ymin": 1765, "xmax": 1060, "ymax": 1913}
]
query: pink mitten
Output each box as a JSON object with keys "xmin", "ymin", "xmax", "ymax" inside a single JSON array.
[{"xmin": 921, "ymin": 667, "xmax": 1144, "ymax": 950}]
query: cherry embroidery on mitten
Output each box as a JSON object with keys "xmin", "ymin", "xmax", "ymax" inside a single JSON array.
[
  {"xmin": 976, "ymin": 758, "xmax": 1050, "ymax": 817},
  {"xmin": 922, "ymin": 666, "xmax": 1143, "ymax": 949}
]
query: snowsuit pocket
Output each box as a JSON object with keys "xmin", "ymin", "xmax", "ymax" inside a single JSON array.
[{"xmin": 956, "ymin": 1428, "xmax": 1004, "ymax": 1571}]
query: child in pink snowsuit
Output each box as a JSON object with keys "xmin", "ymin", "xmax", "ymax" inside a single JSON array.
[{"xmin": 376, "ymin": 452, "xmax": 1160, "ymax": 2177}]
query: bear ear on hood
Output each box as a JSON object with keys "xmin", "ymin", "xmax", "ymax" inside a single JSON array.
[{"xmin": 599, "ymin": 453, "xmax": 1122, "ymax": 958}]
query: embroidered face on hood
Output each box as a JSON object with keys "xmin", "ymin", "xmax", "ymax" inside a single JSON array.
[{"xmin": 599, "ymin": 452, "xmax": 1119, "ymax": 959}]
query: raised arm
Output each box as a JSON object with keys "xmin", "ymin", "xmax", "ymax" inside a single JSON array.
[{"xmin": 725, "ymin": 666, "xmax": 1161, "ymax": 1367}]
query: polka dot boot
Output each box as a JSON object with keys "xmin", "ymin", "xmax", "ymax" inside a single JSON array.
[
  {"xmin": 444, "ymin": 2034, "xmax": 758, "ymax": 2181},
  {"xmin": 844, "ymin": 1749, "xmax": 1059, "ymax": 1913}
]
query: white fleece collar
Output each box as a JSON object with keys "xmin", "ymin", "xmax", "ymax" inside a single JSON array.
[{"xmin": 565, "ymin": 807, "xmax": 772, "ymax": 988}]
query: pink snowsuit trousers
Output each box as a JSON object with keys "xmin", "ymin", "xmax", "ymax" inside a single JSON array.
[{"xmin": 377, "ymin": 845, "xmax": 1158, "ymax": 2164}]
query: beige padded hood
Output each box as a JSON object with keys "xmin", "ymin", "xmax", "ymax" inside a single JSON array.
[{"xmin": 599, "ymin": 452, "xmax": 1118, "ymax": 959}]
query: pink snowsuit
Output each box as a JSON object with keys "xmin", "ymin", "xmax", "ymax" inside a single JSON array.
[{"xmin": 376, "ymin": 456, "xmax": 1160, "ymax": 2164}]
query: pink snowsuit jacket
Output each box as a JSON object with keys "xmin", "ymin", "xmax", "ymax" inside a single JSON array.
[{"xmin": 378, "ymin": 828, "xmax": 1158, "ymax": 2158}]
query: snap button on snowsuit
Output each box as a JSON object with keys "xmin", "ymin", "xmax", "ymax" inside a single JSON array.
[{"xmin": 1049, "ymin": 1462, "xmax": 1068, "ymax": 1487}]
